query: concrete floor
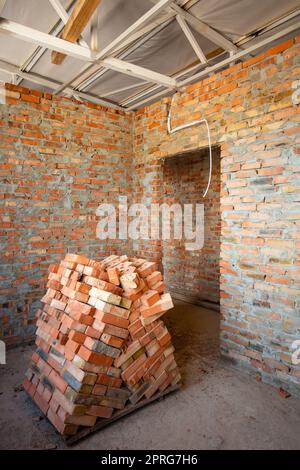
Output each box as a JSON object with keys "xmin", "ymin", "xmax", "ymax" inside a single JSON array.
[{"xmin": 1, "ymin": 300, "xmax": 300, "ymax": 450}]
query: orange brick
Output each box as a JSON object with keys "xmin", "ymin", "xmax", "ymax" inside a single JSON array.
[
  {"xmin": 107, "ymin": 267, "xmax": 120, "ymax": 286},
  {"xmin": 43, "ymin": 387, "xmax": 52, "ymax": 403},
  {"xmin": 21, "ymin": 93, "xmax": 40, "ymax": 104},
  {"xmin": 68, "ymin": 330, "xmax": 86, "ymax": 344},
  {"xmin": 121, "ymin": 353, "xmax": 147, "ymax": 382},
  {"xmin": 94, "ymin": 310, "xmax": 129, "ymax": 329},
  {"xmin": 49, "ymin": 369, "xmax": 68, "ymax": 394},
  {"xmin": 65, "ymin": 413, "xmax": 97, "ymax": 427},
  {"xmin": 151, "ymin": 281, "xmax": 166, "ymax": 294},
  {"xmin": 69, "ymin": 311, "xmax": 94, "ymax": 325},
  {"xmin": 85, "ymin": 326, "xmax": 102, "ymax": 339},
  {"xmin": 146, "ymin": 271, "xmax": 162, "ymax": 288},
  {"xmin": 86, "ymin": 405, "xmax": 113, "ymax": 418},
  {"xmin": 65, "ymin": 253, "xmax": 90, "ymax": 265},
  {"xmin": 137, "ymin": 262, "xmax": 157, "ymax": 278},
  {"xmin": 47, "ymin": 355, "xmax": 63, "ymax": 373},
  {"xmin": 128, "ymin": 319, "xmax": 142, "ymax": 335},
  {"xmin": 109, "ymin": 377, "xmax": 122, "ymax": 388},
  {"xmin": 61, "ymin": 286, "xmax": 89, "ymax": 303},
  {"xmin": 145, "ymin": 370, "xmax": 168, "ymax": 399},
  {"xmin": 95, "ymin": 321, "xmax": 129, "ymax": 340},
  {"xmin": 37, "ymin": 357, "xmax": 52, "ymax": 376},
  {"xmin": 141, "ymin": 290, "xmax": 160, "ymax": 307},
  {"xmin": 77, "ymin": 346, "xmax": 114, "ymax": 366},
  {"xmin": 101, "ymin": 333, "xmax": 125, "ymax": 349},
  {"xmin": 33, "ymin": 391, "xmax": 49, "ymax": 415},
  {"xmin": 76, "ymin": 282, "xmax": 91, "ymax": 295},
  {"xmin": 92, "ymin": 384, "xmax": 107, "ymax": 395},
  {"xmin": 64, "ymin": 339, "xmax": 80, "ymax": 361},
  {"xmin": 267, "ymin": 39, "xmax": 294, "ymax": 56}
]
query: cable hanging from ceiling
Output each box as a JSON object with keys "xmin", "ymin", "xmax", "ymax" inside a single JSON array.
[{"xmin": 167, "ymin": 91, "xmax": 212, "ymax": 197}]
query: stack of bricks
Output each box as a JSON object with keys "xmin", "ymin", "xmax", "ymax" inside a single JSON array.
[{"xmin": 23, "ymin": 253, "xmax": 181, "ymax": 436}]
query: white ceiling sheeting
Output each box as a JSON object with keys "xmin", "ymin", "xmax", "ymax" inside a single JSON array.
[{"xmin": 0, "ymin": 0, "xmax": 299, "ymax": 109}]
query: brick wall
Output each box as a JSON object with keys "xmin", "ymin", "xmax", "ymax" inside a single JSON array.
[
  {"xmin": 133, "ymin": 37, "xmax": 300, "ymax": 396},
  {"xmin": 0, "ymin": 84, "xmax": 133, "ymax": 345},
  {"xmin": 1, "ymin": 35, "xmax": 300, "ymax": 396}
]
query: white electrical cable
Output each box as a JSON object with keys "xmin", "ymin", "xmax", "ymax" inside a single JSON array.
[{"xmin": 167, "ymin": 93, "xmax": 212, "ymax": 198}]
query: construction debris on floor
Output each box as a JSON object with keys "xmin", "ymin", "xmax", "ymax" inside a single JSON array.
[{"xmin": 23, "ymin": 253, "xmax": 181, "ymax": 436}]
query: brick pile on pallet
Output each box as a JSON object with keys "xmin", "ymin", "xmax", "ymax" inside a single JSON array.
[{"xmin": 23, "ymin": 253, "xmax": 181, "ymax": 436}]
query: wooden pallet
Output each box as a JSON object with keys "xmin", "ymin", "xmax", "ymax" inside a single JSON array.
[{"xmin": 64, "ymin": 383, "xmax": 182, "ymax": 446}]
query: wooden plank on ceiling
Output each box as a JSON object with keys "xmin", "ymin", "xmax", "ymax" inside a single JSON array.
[{"xmin": 51, "ymin": 0, "xmax": 101, "ymax": 65}]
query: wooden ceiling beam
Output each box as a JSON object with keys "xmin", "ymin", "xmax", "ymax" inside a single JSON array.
[{"xmin": 51, "ymin": 0, "xmax": 101, "ymax": 65}]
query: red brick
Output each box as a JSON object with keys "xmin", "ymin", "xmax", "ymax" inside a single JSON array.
[
  {"xmin": 47, "ymin": 408, "xmax": 78, "ymax": 435},
  {"xmin": 49, "ymin": 369, "xmax": 68, "ymax": 394},
  {"xmin": 68, "ymin": 330, "xmax": 86, "ymax": 344},
  {"xmin": 94, "ymin": 310, "xmax": 129, "ymax": 329},
  {"xmin": 92, "ymin": 384, "xmax": 107, "ymax": 395},
  {"xmin": 21, "ymin": 93, "xmax": 40, "ymax": 104},
  {"xmin": 86, "ymin": 405, "xmax": 113, "ymax": 418},
  {"xmin": 77, "ymin": 346, "xmax": 114, "ymax": 366},
  {"xmin": 33, "ymin": 391, "xmax": 49, "ymax": 415},
  {"xmin": 107, "ymin": 267, "xmax": 120, "ymax": 285},
  {"xmin": 141, "ymin": 290, "xmax": 160, "ymax": 307},
  {"xmin": 101, "ymin": 333, "xmax": 124, "ymax": 349}
]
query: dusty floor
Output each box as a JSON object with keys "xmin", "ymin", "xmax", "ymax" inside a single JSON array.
[{"xmin": 1, "ymin": 300, "xmax": 300, "ymax": 450}]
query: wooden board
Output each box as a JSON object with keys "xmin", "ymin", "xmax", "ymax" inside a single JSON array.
[
  {"xmin": 51, "ymin": 0, "xmax": 101, "ymax": 64},
  {"xmin": 64, "ymin": 383, "xmax": 182, "ymax": 446}
]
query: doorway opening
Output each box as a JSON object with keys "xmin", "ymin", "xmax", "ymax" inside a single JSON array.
[{"xmin": 162, "ymin": 146, "xmax": 221, "ymax": 311}]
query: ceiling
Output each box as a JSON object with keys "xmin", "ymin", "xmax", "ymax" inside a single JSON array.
[{"xmin": 0, "ymin": 0, "xmax": 299, "ymax": 110}]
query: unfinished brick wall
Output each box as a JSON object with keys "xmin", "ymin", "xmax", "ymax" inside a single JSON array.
[
  {"xmin": 162, "ymin": 148, "xmax": 220, "ymax": 304},
  {"xmin": 130, "ymin": 158, "xmax": 164, "ymax": 264},
  {"xmin": 1, "ymin": 35, "xmax": 300, "ymax": 396},
  {"xmin": 0, "ymin": 85, "xmax": 133, "ymax": 345},
  {"xmin": 133, "ymin": 37, "xmax": 300, "ymax": 396}
]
